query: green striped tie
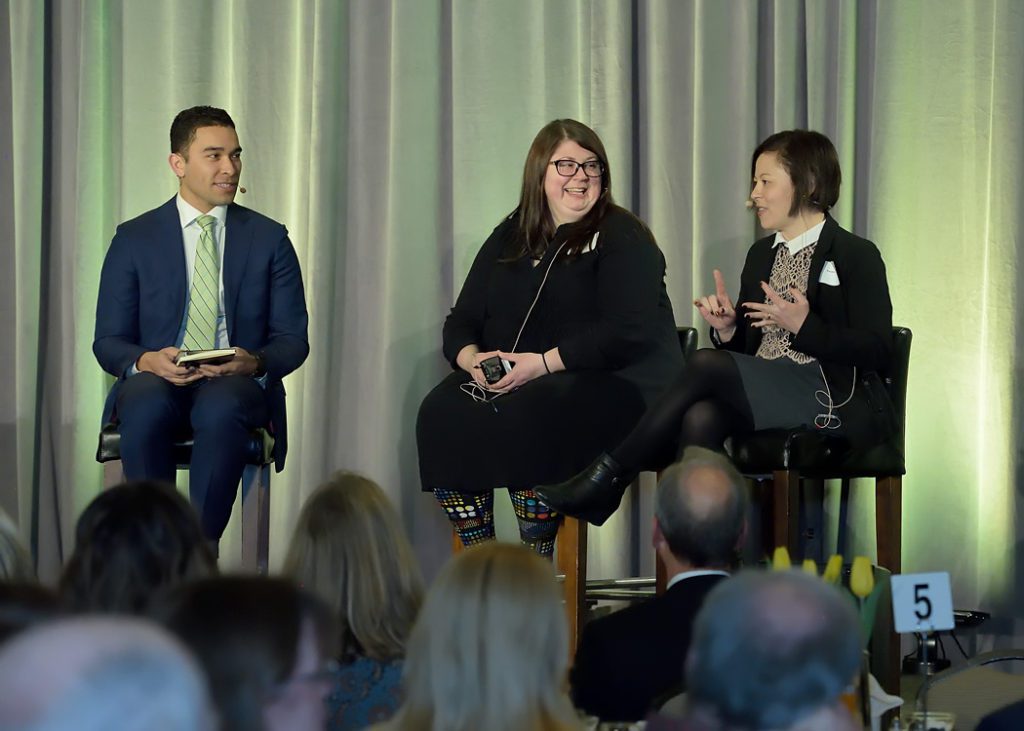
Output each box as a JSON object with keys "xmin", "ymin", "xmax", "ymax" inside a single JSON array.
[{"xmin": 182, "ymin": 214, "xmax": 220, "ymax": 351}]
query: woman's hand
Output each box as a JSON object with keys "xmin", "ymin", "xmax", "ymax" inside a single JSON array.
[
  {"xmin": 742, "ymin": 281, "xmax": 809, "ymax": 334},
  {"xmin": 488, "ymin": 350, "xmax": 549, "ymax": 392},
  {"xmin": 456, "ymin": 344, "xmax": 490, "ymax": 388},
  {"xmin": 694, "ymin": 269, "xmax": 738, "ymax": 342}
]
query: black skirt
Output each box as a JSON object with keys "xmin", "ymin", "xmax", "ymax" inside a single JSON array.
[
  {"xmin": 416, "ymin": 370, "xmax": 647, "ymax": 493},
  {"xmin": 729, "ymin": 352, "xmax": 832, "ymax": 431}
]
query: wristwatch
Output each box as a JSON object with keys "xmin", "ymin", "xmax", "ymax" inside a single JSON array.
[{"xmin": 252, "ymin": 351, "xmax": 267, "ymax": 378}]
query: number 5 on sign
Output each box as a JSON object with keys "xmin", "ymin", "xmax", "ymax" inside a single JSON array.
[{"xmin": 891, "ymin": 572, "xmax": 955, "ymax": 634}]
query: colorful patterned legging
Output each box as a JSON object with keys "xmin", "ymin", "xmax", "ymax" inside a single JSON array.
[{"xmin": 433, "ymin": 488, "xmax": 561, "ymax": 559}]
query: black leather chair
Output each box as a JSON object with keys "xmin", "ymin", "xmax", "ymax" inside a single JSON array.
[
  {"xmin": 725, "ymin": 326, "xmax": 911, "ymax": 576},
  {"xmin": 96, "ymin": 424, "xmax": 274, "ymax": 574},
  {"xmin": 722, "ymin": 325, "xmax": 912, "ymax": 695}
]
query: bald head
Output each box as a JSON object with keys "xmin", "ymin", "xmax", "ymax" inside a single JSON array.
[
  {"xmin": 0, "ymin": 616, "xmax": 214, "ymax": 731},
  {"xmin": 686, "ymin": 570, "xmax": 862, "ymax": 729},
  {"xmin": 654, "ymin": 447, "xmax": 747, "ymax": 567}
]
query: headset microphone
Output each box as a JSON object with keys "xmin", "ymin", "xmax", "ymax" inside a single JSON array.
[{"xmin": 745, "ymin": 199, "xmax": 754, "ymax": 209}]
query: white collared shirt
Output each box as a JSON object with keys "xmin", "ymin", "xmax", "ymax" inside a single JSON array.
[
  {"xmin": 175, "ymin": 194, "xmax": 229, "ymax": 349},
  {"xmin": 666, "ymin": 568, "xmax": 730, "ymax": 591},
  {"xmin": 772, "ymin": 218, "xmax": 826, "ymax": 256}
]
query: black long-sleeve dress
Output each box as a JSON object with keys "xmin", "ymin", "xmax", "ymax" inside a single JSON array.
[{"xmin": 416, "ymin": 206, "xmax": 682, "ymax": 493}]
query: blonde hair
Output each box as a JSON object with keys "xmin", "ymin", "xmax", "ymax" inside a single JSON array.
[
  {"xmin": 0, "ymin": 509, "xmax": 34, "ymax": 581},
  {"xmin": 282, "ymin": 471, "xmax": 422, "ymax": 661},
  {"xmin": 387, "ymin": 543, "xmax": 582, "ymax": 731}
]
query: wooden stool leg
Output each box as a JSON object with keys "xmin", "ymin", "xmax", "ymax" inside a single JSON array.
[
  {"xmin": 772, "ymin": 470, "xmax": 801, "ymax": 560},
  {"xmin": 876, "ymin": 475, "xmax": 902, "ymax": 697},
  {"xmin": 875, "ymin": 476, "xmax": 902, "ymax": 573},
  {"xmin": 556, "ymin": 517, "xmax": 587, "ymax": 656}
]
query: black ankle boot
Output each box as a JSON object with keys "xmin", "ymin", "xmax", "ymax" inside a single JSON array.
[{"xmin": 535, "ymin": 453, "xmax": 634, "ymax": 526}]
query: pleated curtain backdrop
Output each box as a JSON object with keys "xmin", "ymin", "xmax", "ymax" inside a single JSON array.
[{"xmin": 2, "ymin": 0, "xmax": 1023, "ymax": 643}]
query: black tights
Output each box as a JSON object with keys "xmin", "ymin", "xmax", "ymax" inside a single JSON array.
[{"xmin": 610, "ymin": 349, "xmax": 755, "ymax": 471}]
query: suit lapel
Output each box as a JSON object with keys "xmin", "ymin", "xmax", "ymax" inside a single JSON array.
[
  {"xmin": 157, "ymin": 198, "xmax": 188, "ymax": 323},
  {"xmin": 805, "ymin": 215, "xmax": 837, "ymax": 306},
  {"xmin": 224, "ymin": 204, "xmax": 252, "ymax": 341}
]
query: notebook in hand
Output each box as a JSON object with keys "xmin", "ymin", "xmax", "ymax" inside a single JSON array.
[{"xmin": 175, "ymin": 348, "xmax": 237, "ymax": 366}]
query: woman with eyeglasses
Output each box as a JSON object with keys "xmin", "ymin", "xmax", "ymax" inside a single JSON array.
[
  {"xmin": 416, "ymin": 118, "xmax": 682, "ymax": 557},
  {"xmin": 537, "ymin": 130, "xmax": 896, "ymax": 526}
]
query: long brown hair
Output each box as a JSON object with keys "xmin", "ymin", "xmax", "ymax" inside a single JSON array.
[
  {"xmin": 513, "ymin": 119, "xmax": 614, "ymax": 260},
  {"xmin": 282, "ymin": 472, "xmax": 423, "ymax": 662}
]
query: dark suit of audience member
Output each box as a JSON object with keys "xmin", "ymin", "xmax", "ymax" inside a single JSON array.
[
  {"xmin": 93, "ymin": 107, "xmax": 308, "ymax": 540},
  {"xmin": 570, "ymin": 447, "xmax": 747, "ymax": 722},
  {"xmin": 646, "ymin": 570, "xmax": 862, "ymax": 731},
  {"xmin": 978, "ymin": 700, "xmax": 1024, "ymax": 731}
]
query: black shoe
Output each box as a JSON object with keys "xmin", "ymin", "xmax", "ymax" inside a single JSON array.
[{"xmin": 535, "ymin": 453, "xmax": 634, "ymax": 526}]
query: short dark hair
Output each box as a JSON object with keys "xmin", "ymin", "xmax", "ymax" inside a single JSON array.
[
  {"xmin": 170, "ymin": 106, "xmax": 235, "ymax": 157},
  {"xmin": 687, "ymin": 571, "xmax": 862, "ymax": 728},
  {"xmin": 0, "ymin": 582, "xmax": 61, "ymax": 645},
  {"xmin": 751, "ymin": 129, "xmax": 841, "ymax": 215},
  {"xmin": 654, "ymin": 447, "xmax": 747, "ymax": 567},
  {"xmin": 159, "ymin": 577, "xmax": 335, "ymax": 731},
  {"xmin": 59, "ymin": 481, "xmax": 217, "ymax": 615}
]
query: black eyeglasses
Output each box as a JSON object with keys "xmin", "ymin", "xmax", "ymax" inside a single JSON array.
[{"xmin": 550, "ymin": 159, "xmax": 604, "ymax": 178}]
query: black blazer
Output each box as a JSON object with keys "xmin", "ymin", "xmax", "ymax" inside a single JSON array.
[
  {"xmin": 717, "ymin": 215, "xmax": 897, "ymax": 446},
  {"xmin": 570, "ymin": 573, "xmax": 726, "ymax": 722}
]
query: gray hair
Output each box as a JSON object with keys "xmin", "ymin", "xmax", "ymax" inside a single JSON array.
[
  {"xmin": 686, "ymin": 570, "xmax": 862, "ymax": 729},
  {"xmin": 654, "ymin": 447, "xmax": 747, "ymax": 567},
  {"xmin": 0, "ymin": 616, "xmax": 215, "ymax": 731},
  {"xmin": 28, "ymin": 646, "xmax": 216, "ymax": 731}
]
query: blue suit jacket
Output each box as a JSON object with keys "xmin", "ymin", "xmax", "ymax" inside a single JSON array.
[{"xmin": 93, "ymin": 197, "xmax": 309, "ymax": 470}]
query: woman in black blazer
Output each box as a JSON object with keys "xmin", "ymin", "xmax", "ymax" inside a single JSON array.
[{"xmin": 537, "ymin": 130, "xmax": 897, "ymax": 526}]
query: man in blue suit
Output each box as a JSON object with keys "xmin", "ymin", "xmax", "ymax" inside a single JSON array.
[{"xmin": 93, "ymin": 106, "xmax": 308, "ymax": 541}]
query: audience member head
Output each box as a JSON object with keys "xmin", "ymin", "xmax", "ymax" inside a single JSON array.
[
  {"xmin": 283, "ymin": 471, "xmax": 423, "ymax": 662},
  {"xmin": 685, "ymin": 570, "xmax": 862, "ymax": 730},
  {"xmin": 391, "ymin": 543, "xmax": 580, "ymax": 731},
  {"xmin": 0, "ymin": 616, "xmax": 214, "ymax": 731},
  {"xmin": 160, "ymin": 576, "xmax": 335, "ymax": 731},
  {"xmin": 653, "ymin": 447, "xmax": 747, "ymax": 571},
  {"xmin": 751, "ymin": 129, "xmax": 841, "ymax": 215},
  {"xmin": 0, "ymin": 508, "xmax": 34, "ymax": 581},
  {"xmin": 0, "ymin": 582, "xmax": 61, "ymax": 645},
  {"xmin": 59, "ymin": 481, "xmax": 217, "ymax": 615}
]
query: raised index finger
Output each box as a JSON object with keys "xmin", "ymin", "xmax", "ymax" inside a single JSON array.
[{"xmin": 713, "ymin": 269, "xmax": 729, "ymax": 301}]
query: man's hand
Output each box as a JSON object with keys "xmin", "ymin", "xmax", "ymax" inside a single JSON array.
[
  {"xmin": 197, "ymin": 346, "xmax": 259, "ymax": 378},
  {"xmin": 136, "ymin": 347, "xmax": 204, "ymax": 386}
]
